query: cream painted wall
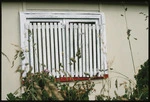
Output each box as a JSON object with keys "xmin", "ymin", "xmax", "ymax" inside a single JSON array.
[
  {"xmin": 101, "ymin": 4, "xmax": 148, "ymax": 79},
  {"xmin": 2, "ymin": 2, "xmax": 148, "ymax": 100},
  {"xmin": 2, "ymin": 2, "xmax": 23, "ymax": 100}
]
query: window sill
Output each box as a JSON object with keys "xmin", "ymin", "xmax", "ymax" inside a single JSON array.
[
  {"xmin": 21, "ymin": 74, "xmax": 108, "ymax": 85},
  {"xmin": 56, "ymin": 74, "xmax": 108, "ymax": 82}
]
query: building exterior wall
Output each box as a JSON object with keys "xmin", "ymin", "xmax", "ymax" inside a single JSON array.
[{"xmin": 1, "ymin": 2, "xmax": 148, "ymax": 100}]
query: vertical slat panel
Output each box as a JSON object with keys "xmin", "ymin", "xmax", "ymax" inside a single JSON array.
[
  {"xmin": 85, "ymin": 24, "xmax": 89, "ymax": 76},
  {"xmin": 93, "ymin": 24, "xmax": 96, "ymax": 76},
  {"xmin": 74, "ymin": 23, "xmax": 78, "ymax": 77},
  {"xmin": 81, "ymin": 24, "xmax": 85, "ymax": 77},
  {"xmin": 54, "ymin": 23, "xmax": 59, "ymax": 78},
  {"xmin": 46, "ymin": 23, "xmax": 51, "ymax": 73},
  {"xmin": 78, "ymin": 23, "xmax": 82, "ymax": 77},
  {"xmin": 65, "ymin": 23, "xmax": 70, "ymax": 77},
  {"xmin": 96, "ymin": 24, "xmax": 101, "ymax": 77},
  {"xmin": 33, "ymin": 23, "xmax": 38, "ymax": 73},
  {"xmin": 69, "ymin": 23, "xmax": 74, "ymax": 77},
  {"xmin": 37, "ymin": 23, "xmax": 42, "ymax": 72},
  {"xmin": 25, "ymin": 20, "xmax": 104, "ymax": 78},
  {"xmin": 50, "ymin": 23, "xmax": 55, "ymax": 76},
  {"xmin": 62, "ymin": 24, "xmax": 66, "ymax": 77},
  {"xmin": 58, "ymin": 23, "xmax": 63, "ymax": 77},
  {"xmin": 29, "ymin": 23, "xmax": 34, "ymax": 73},
  {"xmin": 89, "ymin": 24, "xmax": 93, "ymax": 77},
  {"xmin": 21, "ymin": 13, "xmax": 107, "ymax": 79},
  {"xmin": 42, "ymin": 23, "xmax": 47, "ymax": 70}
]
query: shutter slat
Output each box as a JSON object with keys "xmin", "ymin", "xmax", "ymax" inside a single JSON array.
[
  {"xmin": 50, "ymin": 23, "xmax": 55, "ymax": 76},
  {"xmin": 96, "ymin": 25, "xmax": 101, "ymax": 77},
  {"xmin": 93, "ymin": 24, "xmax": 96, "ymax": 76},
  {"xmin": 85, "ymin": 24, "xmax": 89, "ymax": 76},
  {"xmin": 37, "ymin": 23, "xmax": 42, "ymax": 72},
  {"xmin": 89, "ymin": 24, "xmax": 93, "ymax": 77},
  {"xmin": 54, "ymin": 23, "xmax": 59, "ymax": 78},
  {"xmin": 62, "ymin": 24, "xmax": 66, "ymax": 77},
  {"xmin": 46, "ymin": 23, "xmax": 51, "ymax": 74},
  {"xmin": 81, "ymin": 24, "xmax": 85, "ymax": 77},
  {"xmin": 74, "ymin": 24, "xmax": 78, "ymax": 77},
  {"xmin": 70, "ymin": 23, "xmax": 74, "ymax": 77},
  {"xmin": 33, "ymin": 23, "xmax": 38, "ymax": 73},
  {"xmin": 58, "ymin": 23, "xmax": 63, "ymax": 77},
  {"xmin": 78, "ymin": 23, "xmax": 82, "ymax": 77},
  {"xmin": 66, "ymin": 23, "xmax": 70, "ymax": 77},
  {"xmin": 42, "ymin": 23, "xmax": 47, "ymax": 70}
]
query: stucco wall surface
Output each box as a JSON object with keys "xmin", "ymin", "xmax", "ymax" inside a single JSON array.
[{"xmin": 1, "ymin": 2, "xmax": 148, "ymax": 100}]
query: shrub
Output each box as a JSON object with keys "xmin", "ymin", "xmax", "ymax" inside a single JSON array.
[
  {"xmin": 6, "ymin": 67, "xmax": 95, "ymax": 100},
  {"xmin": 95, "ymin": 59, "xmax": 149, "ymax": 101},
  {"xmin": 131, "ymin": 59, "xmax": 149, "ymax": 100}
]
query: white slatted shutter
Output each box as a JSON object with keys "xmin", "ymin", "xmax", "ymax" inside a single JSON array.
[{"xmin": 20, "ymin": 12, "xmax": 107, "ymax": 79}]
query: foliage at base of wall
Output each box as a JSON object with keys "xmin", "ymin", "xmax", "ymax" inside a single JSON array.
[
  {"xmin": 132, "ymin": 59, "xmax": 149, "ymax": 100},
  {"xmin": 6, "ymin": 68, "xmax": 95, "ymax": 101},
  {"xmin": 6, "ymin": 59, "xmax": 149, "ymax": 101},
  {"xmin": 95, "ymin": 59, "xmax": 149, "ymax": 101}
]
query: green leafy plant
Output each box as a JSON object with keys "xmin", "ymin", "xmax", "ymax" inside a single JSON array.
[
  {"xmin": 6, "ymin": 43, "xmax": 95, "ymax": 100},
  {"xmin": 131, "ymin": 59, "xmax": 149, "ymax": 100},
  {"xmin": 6, "ymin": 66, "xmax": 95, "ymax": 100},
  {"xmin": 95, "ymin": 59, "xmax": 149, "ymax": 101},
  {"xmin": 7, "ymin": 67, "xmax": 64, "ymax": 100},
  {"xmin": 1, "ymin": 51, "xmax": 11, "ymax": 63}
]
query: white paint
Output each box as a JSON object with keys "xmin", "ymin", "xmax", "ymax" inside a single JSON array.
[{"xmin": 19, "ymin": 12, "xmax": 107, "ymax": 78}]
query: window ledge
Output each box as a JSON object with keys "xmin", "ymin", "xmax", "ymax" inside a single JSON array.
[
  {"xmin": 21, "ymin": 74, "xmax": 108, "ymax": 85},
  {"xmin": 56, "ymin": 74, "xmax": 108, "ymax": 82}
]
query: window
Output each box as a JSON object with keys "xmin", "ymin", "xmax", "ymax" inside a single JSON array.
[{"xmin": 20, "ymin": 12, "xmax": 108, "ymax": 81}]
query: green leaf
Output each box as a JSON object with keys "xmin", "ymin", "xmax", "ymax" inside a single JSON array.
[
  {"xmin": 11, "ymin": 61, "xmax": 15, "ymax": 68},
  {"xmin": 70, "ymin": 58, "xmax": 76, "ymax": 63},
  {"xmin": 114, "ymin": 90, "xmax": 118, "ymax": 98},
  {"xmin": 59, "ymin": 63, "xmax": 64, "ymax": 68},
  {"xmin": 84, "ymin": 72, "xmax": 90, "ymax": 76},
  {"xmin": 25, "ymin": 63, "xmax": 29, "ymax": 66},
  {"xmin": 7, "ymin": 93, "xmax": 17, "ymax": 100},
  {"xmin": 115, "ymin": 79, "xmax": 118, "ymax": 89},
  {"xmin": 41, "ymin": 63, "xmax": 46, "ymax": 67},
  {"xmin": 110, "ymin": 68, "xmax": 113, "ymax": 70},
  {"xmin": 1, "ymin": 51, "xmax": 11, "ymax": 63},
  {"xmin": 76, "ymin": 48, "xmax": 81, "ymax": 57},
  {"xmin": 127, "ymin": 29, "xmax": 131, "ymax": 35},
  {"xmin": 69, "ymin": 62, "xmax": 73, "ymax": 65},
  {"xmin": 139, "ymin": 12, "xmax": 143, "ymax": 14},
  {"xmin": 21, "ymin": 56, "xmax": 25, "ymax": 60},
  {"xmin": 28, "ymin": 29, "xmax": 32, "ymax": 36}
]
